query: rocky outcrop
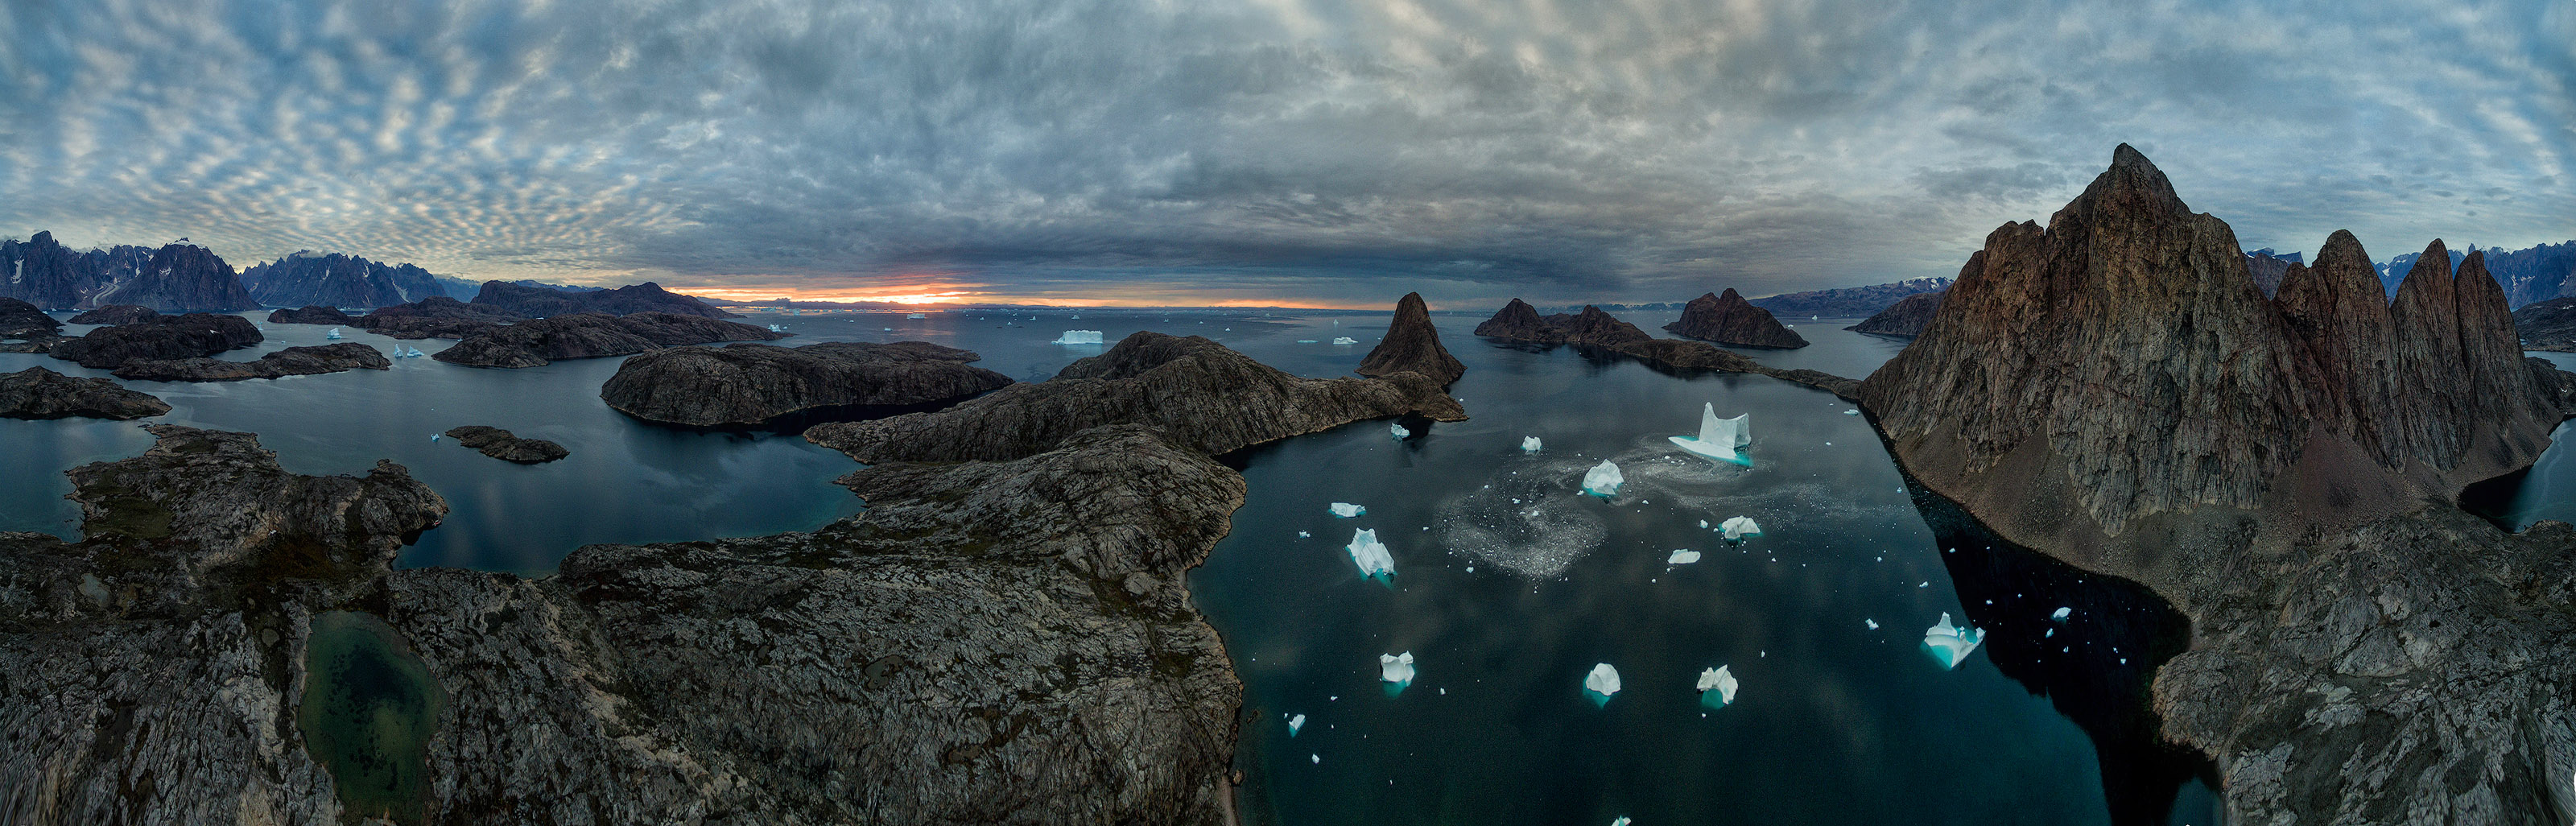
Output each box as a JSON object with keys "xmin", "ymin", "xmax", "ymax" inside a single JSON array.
[
  {"xmin": 601, "ymin": 341, "xmax": 1013, "ymax": 428},
  {"xmin": 1859, "ymin": 145, "xmax": 2576, "ymax": 824},
  {"xmin": 50, "ymin": 313, "xmax": 262, "ymax": 369},
  {"xmin": 239, "ymin": 252, "xmax": 442, "ymax": 308},
  {"xmin": 468, "ymin": 280, "xmax": 733, "ymax": 319},
  {"xmin": 84, "ymin": 242, "xmax": 258, "ymax": 312},
  {"xmin": 1473, "ymin": 300, "xmax": 1860, "ymax": 399},
  {"xmin": 0, "ymin": 427, "xmax": 448, "ymax": 824},
  {"xmin": 807, "ymin": 331, "xmax": 1465, "ymax": 463},
  {"xmin": 110, "ymin": 343, "xmax": 391, "ymax": 382},
  {"xmin": 68, "ymin": 304, "xmax": 159, "ymax": 325},
  {"xmin": 440, "ymin": 426, "xmax": 569, "ymax": 464},
  {"xmin": 1663, "ymin": 288, "xmax": 1809, "ymax": 348},
  {"xmin": 1356, "ymin": 291, "xmax": 1466, "ymax": 386},
  {"xmin": 0, "ymin": 366, "xmax": 171, "ymax": 419},
  {"xmin": 431, "ymin": 312, "xmax": 787, "ymax": 368},
  {"xmin": 266, "ymin": 305, "xmax": 356, "ymax": 325},
  {"xmin": 2244, "ymin": 249, "xmax": 2301, "ymax": 298},
  {"xmin": 1845, "ymin": 290, "xmax": 1943, "ymax": 337},
  {"xmin": 0, "ymin": 297, "xmax": 64, "ymax": 353},
  {"xmin": 2514, "ymin": 295, "xmax": 2576, "ymax": 351},
  {"xmin": 1472, "ymin": 301, "xmax": 1655, "ymax": 346},
  {"xmin": 1745, "ymin": 277, "xmax": 1951, "ymax": 317}
]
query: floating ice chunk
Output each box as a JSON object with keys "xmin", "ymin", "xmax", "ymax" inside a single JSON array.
[
  {"xmin": 1296, "ymin": 339, "xmax": 1319, "ymax": 344},
  {"xmin": 1287, "ymin": 714, "xmax": 1306, "ymax": 736},
  {"xmin": 1612, "ymin": 818, "xmax": 1632, "ymax": 826},
  {"xmin": 1298, "ymin": 531, "xmax": 1311, "ymax": 538},
  {"xmin": 1346, "ymin": 529, "xmax": 1397, "ymax": 582},
  {"xmin": 429, "ymin": 433, "xmax": 440, "ymax": 443},
  {"xmin": 1583, "ymin": 663, "xmax": 1622, "ymax": 704},
  {"xmin": 2050, "ymin": 607, "xmax": 2072, "ymax": 622},
  {"xmin": 1697, "ymin": 665, "xmax": 1739, "ymax": 707},
  {"xmin": 1698, "ymin": 519, "xmax": 1709, "ymax": 529},
  {"xmin": 907, "ymin": 312, "xmax": 927, "ymax": 319},
  {"xmin": 1667, "ymin": 403, "xmax": 1752, "ymax": 466},
  {"xmin": 1719, "ymin": 516, "xmax": 1762, "ymax": 542},
  {"xmin": 402, "ymin": 346, "xmax": 423, "ymax": 358},
  {"xmin": 766, "ymin": 324, "xmax": 786, "ymax": 332},
  {"xmin": 324, "ymin": 327, "xmax": 342, "ymax": 340},
  {"xmin": 1667, "ymin": 549, "xmax": 1701, "ymax": 564},
  {"xmin": 1051, "ymin": 330, "xmax": 1104, "ymax": 345},
  {"xmin": 1331, "ymin": 337, "xmax": 1358, "ymax": 345},
  {"xmin": 1379, "ymin": 651, "xmax": 1416, "ymax": 688},
  {"xmin": 1389, "ymin": 422, "xmax": 1410, "ymax": 440},
  {"xmin": 1921, "ymin": 613, "xmax": 1985, "ymax": 670},
  {"xmin": 1842, "ymin": 409, "xmax": 1860, "ymax": 415},
  {"xmin": 1581, "ymin": 460, "xmax": 1624, "ymax": 498},
  {"xmin": 1865, "ymin": 619, "xmax": 1880, "ymax": 630},
  {"xmin": 1330, "ymin": 502, "xmax": 1366, "ymax": 518},
  {"xmin": 1521, "ymin": 436, "xmax": 1542, "ymax": 452},
  {"xmin": 1311, "ymin": 754, "xmax": 1320, "ymax": 764}
]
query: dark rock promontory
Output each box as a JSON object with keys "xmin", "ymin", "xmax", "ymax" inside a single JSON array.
[
  {"xmin": 440, "ymin": 425, "xmax": 570, "ymax": 464},
  {"xmin": 67, "ymin": 304, "xmax": 159, "ymax": 325},
  {"xmin": 2514, "ymin": 295, "xmax": 2575, "ymax": 351},
  {"xmin": 1745, "ymin": 277, "xmax": 1950, "ymax": 317},
  {"xmin": 0, "ymin": 297, "xmax": 64, "ymax": 353},
  {"xmin": 1845, "ymin": 290, "xmax": 1944, "ymax": 337},
  {"xmin": 1, "ymin": 366, "xmax": 171, "ymax": 419},
  {"xmin": 469, "ymin": 280, "xmax": 734, "ymax": 319},
  {"xmin": 1474, "ymin": 300, "xmax": 1860, "ymax": 399},
  {"xmin": 49, "ymin": 312, "xmax": 262, "ymax": 369},
  {"xmin": 431, "ymin": 312, "xmax": 787, "ymax": 368},
  {"xmin": 1662, "ymin": 288, "xmax": 1808, "ymax": 348},
  {"xmin": 807, "ymin": 331, "xmax": 1466, "ymax": 463},
  {"xmin": 266, "ymin": 304, "xmax": 357, "ymax": 325},
  {"xmin": 110, "ymin": 343, "xmax": 392, "ymax": 382},
  {"xmin": 1356, "ymin": 291, "xmax": 1466, "ymax": 386},
  {"xmin": 602, "ymin": 341, "xmax": 1013, "ymax": 428}
]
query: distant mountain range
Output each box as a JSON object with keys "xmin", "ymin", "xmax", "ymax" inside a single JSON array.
[
  {"xmin": 241, "ymin": 250, "xmax": 445, "ymax": 308},
  {"xmin": 2, "ymin": 230, "xmax": 627, "ymax": 312},
  {"xmin": 2376, "ymin": 241, "xmax": 2574, "ymax": 308}
]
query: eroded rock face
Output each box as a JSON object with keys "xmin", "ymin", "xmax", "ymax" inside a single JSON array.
[
  {"xmin": 467, "ymin": 280, "xmax": 734, "ymax": 319},
  {"xmin": 0, "ymin": 366, "xmax": 171, "ymax": 419},
  {"xmin": 602, "ymin": 341, "xmax": 1013, "ymax": 428},
  {"xmin": 240, "ymin": 253, "xmax": 442, "ymax": 309},
  {"xmin": 50, "ymin": 313, "xmax": 262, "ymax": 369},
  {"xmin": 110, "ymin": 343, "xmax": 391, "ymax": 382},
  {"xmin": 1473, "ymin": 301, "xmax": 1860, "ymax": 400},
  {"xmin": 2244, "ymin": 249, "xmax": 2300, "ymax": 298},
  {"xmin": 68, "ymin": 304, "xmax": 159, "ymax": 325},
  {"xmin": 440, "ymin": 425, "xmax": 569, "ymax": 464},
  {"xmin": 265, "ymin": 305, "xmax": 356, "ymax": 325},
  {"xmin": 1662, "ymin": 289, "xmax": 1808, "ymax": 349},
  {"xmin": 1356, "ymin": 291, "xmax": 1466, "ymax": 386},
  {"xmin": 85, "ymin": 243, "xmax": 259, "ymax": 313},
  {"xmin": 431, "ymin": 312, "xmax": 787, "ymax": 368},
  {"xmin": 0, "ymin": 231, "xmax": 109, "ymax": 309},
  {"xmin": 1846, "ymin": 290, "xmax": 1943, "ymax": 337},
  {"xmin": 807, "ymin": 331, "xmax": 1466, "ymax": 463},
  {"xmin": 2516, "ymin": 295, "xmax": 2576, "ymax": 351}
]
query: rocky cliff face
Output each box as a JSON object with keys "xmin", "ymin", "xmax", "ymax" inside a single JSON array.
[
  {"xmin": 1356, "ymin": 291, "xmax": 1466, "ymax": 386},
  {"xmin": 807, "ymin": 331, "xmax": 1465, "ymax": 463},
  {"xmin": 1845, "ymin": 290, "xmax": 1943, "ymax": 337},
  {"xmin": 2243, "ymin": 249, "xmax": 2301, "ymax": 298},
  {"xmin": 431, "ymin": 312, "xmax": 786, "ymax": 368},
  {"xmin": 50, "ymin": 313, "xmax": 263, "ymax": 369},
  {"xmin": 1745, "ymin": 277, "xmax": 1951, "ymax": 316},
  {"xmin": 110, "ymin": 343, "xmax": 391, "ymax": 382},
  {"xmin": 1, "ymin": 366, "xmax": 171, "ymax": 419},
  {"xmin": 240, "ymin": 252, "xmax": 442, "ymax": 308},
  {"xmin": 1473, "ymin": 300, "xmax": 1860, "ymax": 399},
  {"xmin": 1662, "ymin": 288, "xmax": 1809, "ymax": 348},
  {"xmin": 469, "ymin": 280, "xmax": 733, "ymax": 319},
  {"xmin": 602, "ymin": 341, "xmax": 1013, "ymax": 428},
  {"xmin": 0, "ymin": 231, "xmax": 109, "ymax": 309},
  {"xmin": 85, "ymin": 243, "xmax": 258, "ymax": 312},
  {"xmin": 2511, "ymin": 295, "xmax": 2575, "ymax": 352}
]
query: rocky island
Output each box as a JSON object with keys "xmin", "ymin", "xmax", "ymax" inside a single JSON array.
[
  {"xmin": 466, "ymin": 280, "xmax": 734, "ymax": 319},
  {"xmin": 49, "ymin": 312, "xmax": 263, "ymax": 369},
  {"xmin": 0, "ymin": 366, "xmax": 171, "ymax": 419},
  {"xmin": 1356, "ymin": 291, "xmax": 1466, "ymax": 386},
  {"xmin": 1473, "ymin": 300, "xmax": 1859, "ymax": 399},
  {"xmin": 601, "ymin": 341, "xmax": 1013, "ymax": 428},
  {"xmin": 2515, "ymin": 295, "xmax": 2575, "ymax": 351},
  {"xmin": 1662, "ymin": 288, "xmax": 1808, "ymax": 348},
  {"xmin": 66, "ymin": 304, "xmax": 161, "ymax": 325},
  {"xmin": 110, "ymin": 343, "xmax": 392, "ymax": 382},
  {"xmin": 440, "ymin": 426, "xmax": 570, "ymax": 464},
  {"xmin": 1845, "ymin": 290, "xmax": 1944, "ymax": 337},
  {"xmin": 266, "ymin": 305, "xmax": 358, "ymax": 325},
  {"xmin": 0, "ymin": 297, "xmax": 66, "ymax": 353},
  {"xmin": 431, "ymin": 312, "xmax": 787, "ymax": 368}
]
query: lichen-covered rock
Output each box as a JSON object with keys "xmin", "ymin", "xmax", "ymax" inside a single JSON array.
[
  {"xmin": 1356, "ymin": 291, "xmax": 1466, "ymax": 386},
  {"xmin": 0, "ymin": 366, "xmax": 171, "ymax": 419},
  {"xmin": 807, "ymin": 331, "xmax": 1466, "ymax": 463},
  {"xmin": 1846, "ymin": 290, "xmax": 1943, "ymax": 337},
  {"xmin": 110, "ymin": 343, "xmax": 391, "ymax": 382},
  {"xmin": 440, "ymin": 425, "xmax": 570, "ymax": 464},
  {"xmin": 432, "ymin": 312, "xmax": 787, "ymax": 368},
  {"xmin": 1662, "ymin": 289, "xmax": 1807, "ymax": 348},
  {"xmin": 49, "ymin": 312, "xmax": 262, "ymax": 369},
  {"xmin": 265, "ymin": 305, "xmax": 357, "ymax": 325},
  {"xmin": 601, "ymin": 341, "xmax": 1012, "ymax": 428},
  {"xmin": 67, "ymin": 304, "xmax": 160, "ymax": 325}
]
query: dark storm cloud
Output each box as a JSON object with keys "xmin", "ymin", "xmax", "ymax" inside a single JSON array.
[{"xmin": 0, "ymin": 0, "xmax": 2568, "ymax": 305}]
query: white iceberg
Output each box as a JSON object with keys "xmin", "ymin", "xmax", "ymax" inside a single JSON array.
[
  {"xmin": 1697, "ymin": 665, "xmax": 1739, "ymax": 707},
  {"xmin": 1331, "ymin": 337, "xmax": 1358, "ymax": 345},
  {"xmin": 402, "ymin": 346, "xmax": 423, "ymax": 358},
  {"xmin": 1865, "ymin": 618, "xmax": 1880, "ymax": 630},
  {"xmin": 1329, "ymin": 502, "xmax": 1366, "ymax": 518},
  {"xmin": 1581, "ymin": 460, "xmax": 1624, "ymax": 498},
  {"xmin": 1521, "ymin": 436, "xmax": 1542, "ymax": 452},
  {"xmin": 1287, "ymin": 713, "xmax": 1305, "ymax": 736},
  {"xmin": 906, "ymin": 312, "xmax": 927, "ymax": 319},
  {"xmin": 766, "ymin": 324, "xmax": 786, "ymax": 332},
  {"xmin": 2050, "ymin": 607, "xmax": 2072, "ymax": 622},
  {"xmin": 1667, "ymin": 403, "xmax": 1752, "ymax": 466},
  {"xmin": 1922, "ymin": 612, "xmax": 1985, "ymax": 670},
  {"xmin": 1719, "ymin": 516, "xmax": 1762, "ymax": 542},
  {"xmin": 1612, "ymin": 818, "xmax": 1631, "ymax": 826},
  {"xmin": 1346, "ymin": 529, "xmax": 1397, "ymax": 582},
  {"xmin": 1051, "ymin": 330, "xmax": 1104, "ymax": 345},
  {"xmin": 1666, "ymin": 549, "xmax": 1701, "ymax": 564},
  {"xmin": 1841, "ymin": 409, "xmax": 1860, "ymax": 415},
  {"xmin": 1583, "ymin": 663, "xmax": 1622, "ymax": 704},
  {"xmin": 324, "ymin": 327, "xmax": 342, "ymax": 340},
  {"xmin": 1389, "ymin": 421, "xmax": 1410, "ymax": 440},
  {"xmin": 1379, "ymin": 651, "xmax": 1416, "ymax": 689}
]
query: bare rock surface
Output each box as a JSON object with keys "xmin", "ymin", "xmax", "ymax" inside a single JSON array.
[
  {"xmin": 49, "ymin": 312, "xmax": 262, "ymax": 369},
  {"xmin": 1662, "ymin": 288, "xmax": 1808, "ymax": 348},
  {"xmin": 1356, "ymin": 291, "xmax": 1466, "ymax": 386},
  {"xmin": 66, "ymin": 304, "xmax": 159, "ymax": 325},
  {"xmin": 1473, "ymin": 301, "xmax": 1860, "ymax": 400},
  {"xmin": 602, "ymin": 341, "xmax": 1012, "ymax": 428},
  {"xmin": 110, "ymin": 343, "xmax": 391, "ymax": 382},
  {"xmin": 2514, "ymin": 295, "xmax": 2576, "ymax": 352},
  {"xmin": 807, "ymin": 331, "xmax": 1466, "ymax": 463},
  {"xmin": 440, "ymin": 425, "xmax": 570, "ymax": 464},
  {"xmin": 265, "ymin": 305, "xmax": 357, "ymax": 325},
  {"xmin": 0, "ymin": 366, "xmax": 171, "ymax": 419},
  {"xmin": 432, "ymin": 312, "xmax": 786, "ymax": 368},
  {"xmin": 1845, "ymin": 290, "xmax": 1943, "ymax": 337}
]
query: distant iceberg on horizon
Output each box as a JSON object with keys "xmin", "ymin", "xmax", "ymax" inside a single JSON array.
[
  {"xmin": 1669, "ymin": 403, "xmax": 1751, "ymax": 466},
  {"xmin": 1052, "ymin": 330, "xmax": 1104, "ymax": 345}
]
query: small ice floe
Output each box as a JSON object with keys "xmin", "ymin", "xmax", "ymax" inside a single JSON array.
[
  {"xmin": 1346, "ymin": 529, "xmax": 1397, "ymax": 583},
  {"xmin": 1296, "ymin": 339, "xmax": 1319, "ymax": 344},
  {"xmin": 1842, "ymin": 409, "xmax": 1860, "ymax": 415},
  {"xmin": 1311, "ymin": 754, "xmax": 1320, "ymax": 764},
  {"xmin": 1612, "ymin": 818, "xmax": 1632, "ymax": 826},
  {"xmin": 2050, "ymin": 607, "xmax": 2073, "ymax": 622},
  {"xmin": 402, "ymin": 346, "xmax": 424, "ymax": 358},
  {"xmin": 1697, "ymin": 665, "xmax": 1739, "ymax": 708},
  {"xmin": 1667, "ymin": 549, "xmax": 1701, "ymax": 564},
  {"xmin": 1583, "ymin": 663, "xmax": 1622, "ymax": 706},
  {"xmin": 1668, "ymin": 403, "xmax": 1752, "ymax": 467},
  {"xmin": 907, "ymin": 312, "xmax": 927, "ymax": 319},
  {"xmin": 429, "ymin": 433, "xmax": 441, "ymax": 443},
  {"xmin": 1332, "ymin": 337, "xmax": 1358, "ymax": 345},
  {"xmin": 1330, "ymin": 502, "xmax": 1367, "ymax": 518},
  {"xmin": 1052, "ymin": 330, "xmax": 1104, "ymax": 345},
  {"xmin": 1865, "ymin": 619, "xmax": 1880, "ymax": 630},
  {"xmin": 1389, "ymin": 421, "xmax": 1410, "ymax": 440},
  {"xmin": 1380, "ymin": 652, "xmax": 1416, "ymax": 695},
  {"xmin": 1287, "ymin": 714, "xmax": 1306, "ymax": 736},
  {"xmin": 883, "ymin": 327, "xmax": 894, "ymax": 331},
  {"xmin": 1922, "ymin": 613, "xmax": 1985, "ymax": 670},
  {"xmin": 1918, "ymin": 581, "xmax": 1930, "ymax": 588},
  {"xmin": 766, "ymin": 324, "xmax": 786, "ymax": 332},
  {"xmin": 324, "ymin": 327, "xmax": 343, "ymax": 340},
  {"xmin": 1581, "ymin": 460, "xmax": 1624, "ymax": 498},
  {"xmin": 1298, "ymin": 531, "xmax": 1311, "ymax": 538},
  {"xmin": 1719, "ymin": 516, "xmax": 1762, "ymax": 543},
  {"xmin": 1521, "ymin": 436, "xmax": 1543, "ymax": 452}
]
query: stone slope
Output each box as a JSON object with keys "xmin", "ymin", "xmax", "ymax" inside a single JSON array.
[
  {"xmin": 0, "ymin": 297, "xmax": 64, "ymax": 353},
  {"xmin": 440, "ymin": 425, "xmax": 569, "ymax": 464},
  {"xmin": 85, "ymin": 242, "xmax": 258, "ymax": 312},
  {"xmin": 1745, "ymin": 277, "xmax": 1951, "ymax": 316},
  {"xmin": 1356, "ymin": 291, "xmax": 1466, "ymax": 386},
  {"xmin": 67, "ymin": 304, "xmax": 159, "ymax": 325},
  {"xmin": 468, "ymin": 280, "xmax": 733, "ymax": 319},
  {"xmin": 1663, "ymin": 288, "xmax": 1808, "ymax": 348},
  {"xmin": 240, "ymin": 252, "xmax": 442, "ymax": 308},
  {"xmin": 601, "ymin": 341, "xmax": 1013, "ymax": 427}
]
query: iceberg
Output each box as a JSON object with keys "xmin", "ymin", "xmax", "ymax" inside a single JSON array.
[
  {"xmin": 1666, "ymin": 549, "xmax": 1701, "ymax": 564},
  {"xmin": 1329, "ymin": 502, "xmax": 1366, "ymax": 518},
  {"xmin": 1287, "ymin": 713, "xmax": 1306, "ymax": 736},
  {"xmin": 1346, "ymin": 529, "xmax": 1397, "ymax": 583},
  {"xmin": 1296, "ymin": 339, "xmax": 1319, "ymax": 344},
  {"xmin": 1580, "ymin": 460, "xmax": 1624, "ymax": 498},
  {"xmin": 2050, "ymin": 606, "xmax": 2072, "ymax": 622},
  {"xmin": 1379, "ymin": 651, "xmax": 1416, "ymax": 695},
  {"xmin": 1521, "ymin": 436, "xmax": 1542, "ymax": 452},
  {"xmin": 1389, "ymin": 421, "xmax": 1410, "ymax": 440},
  {"xmin": 1697, "ymin": 665, "xmax": 1738, "ymax": 708},
  {"xmin": 1612, "ymin": 818, "xmax": 1631, "ymax": 826},
  {"xmin": 1052, "ymin": 330, "xmax": 1104, "ymax": 345},
  {"xmin": 1842, "ymin": 408, "xmax": 1860, "ymax": 415},
  {"xmin": 1719, "ymin": 516, "xmax": 1762, "ymax": 543},
  {"xmin": 324, "ymin": 327, "xmax": 342, "ymax": 340},
  {"xmin": 1667, "ymin": 403, "xmax": 1752, "ymax": 466},
  {"xmin": 406, "ymin": 347, "xmax": 424, "ymax": 358},
  {"xmin": 1921, "ymin": 612, "xmax": 1985, "ymax": 670},
  {"xmin": 1583, "ymin": 663, "xmax": 1622, "ymax": 705},
  {"xmin": 906, "ymin": 312, "xmax": 927, "ymax": 319},
  {"xmin": 1331, "ymin": 337, "xmax": 1358, "ymax": 345},
  {"xmin": 766, "ymin": 324, "xmax": 786, "ymax": 332}
]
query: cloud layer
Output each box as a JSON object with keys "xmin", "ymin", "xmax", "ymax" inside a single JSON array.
[{"xmin": 2, "ymin": 0, "xmax": 2569, "ymax": 306}]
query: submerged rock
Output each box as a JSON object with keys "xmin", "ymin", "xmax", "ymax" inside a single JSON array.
[
  {"xmin": 1845, "ymin": 290, "xmax": 1944, "ymax": 338},
  {"xmin": 266, "ymin": 304, "xmax": 357, "ymax": 325},
  {"xmin": 601, "ymin": 341, "xmax": 1012, "ymax": 428},
  {"xmin": 432, "ymin": 312, "xmax": 787, "ymax": 368},
  {"xmin": 1662, "ymin": 289, "xmax": 1808, "ymax": 349},
  {"xmin": 1356, "ymin": 291, "xmax": 1466, "ymax": 386},
  {"xmin": 0, "ymin": 366, "xmax": 171, "ymax": 419},
  {"xmin": 110, "ymin": 342, "xmax": 391, "ymax": 382},
  {"xmin": 49, "ymin": 312, "xmax": 263, "ymax": 369},
  {"xmin": 440, "ymin": 425, "xmax": 569, "ymax": 464},
  {"xmin": 67, "ymin": 304, "xmax": 159, "ymax": 326}
]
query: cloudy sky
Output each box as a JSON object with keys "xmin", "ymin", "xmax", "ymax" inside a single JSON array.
[{"xmin": 1, "ymin": 0, "xmax": 2569, "ymax": 307}]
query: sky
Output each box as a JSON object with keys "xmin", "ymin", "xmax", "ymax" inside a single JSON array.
[{"xmin": 0, "ymin": 0, "xmax": 2570, "ymax": 308}]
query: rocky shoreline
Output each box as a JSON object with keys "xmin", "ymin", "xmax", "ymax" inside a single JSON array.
[
  {"xmin": 0, "ymin": 366, "xmax": 171, "ymax": 419},
  {"xmin": 110, "ymin": 343, "xmax": 391, "ymax": 382},
  {"xmin": 49, "ymin": 312, "xmax": 263, "ymax": 369}
]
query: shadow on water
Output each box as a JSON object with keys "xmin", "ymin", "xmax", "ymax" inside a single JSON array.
[
  {"xmin": 1906, "ymin": 485, "xmax": 2225, "ymax": 826},
  {"xmin": 300, "ymin": 610, "xmax": 444, "ymax": 825}
]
